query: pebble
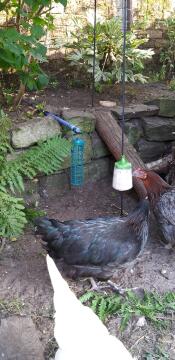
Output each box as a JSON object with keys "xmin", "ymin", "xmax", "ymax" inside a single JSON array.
[{"xmin": 136, "ymin": 316, "xmax": 147, "ymax": 327}]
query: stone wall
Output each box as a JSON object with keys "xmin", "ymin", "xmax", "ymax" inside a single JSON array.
[
  {"xmin": 46, "ymin": 0, "xmax": 117, "ymax": 58},
  {"xmin": 45, "ymin": 1, "xmax": 175, "ymax": 59},
  {"xmin": 0, "ymin": 0, "xmax": 174, "ymax": 60},
  {"xmin": 9, "ymin": 99, "xmax": 175, "ymax": 204}
]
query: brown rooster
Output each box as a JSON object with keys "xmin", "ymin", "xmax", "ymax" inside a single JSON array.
[
  {"xmin": 133, "ymin": 168, "xmax": 175, "ymax": 248},
  {"xmin": 35, "ymin": 199, "xmax": 149, "ymax": 280}
]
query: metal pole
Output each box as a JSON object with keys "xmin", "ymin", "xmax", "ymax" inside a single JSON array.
[
  {"xmin": 120, "ymin": 0, "xmax": 127, "ymax": 216},
  {"xmin": 92, "ymin": 0, "xmax": 97, "ymax": 107}
]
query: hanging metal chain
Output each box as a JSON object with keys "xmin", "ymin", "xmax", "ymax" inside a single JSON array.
[{"xmin": 92, "ymin": 0, "xmax": 97, "ymax": 107}]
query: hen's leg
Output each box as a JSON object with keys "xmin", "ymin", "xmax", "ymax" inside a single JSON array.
[{"xmin": 88, "ymin": 277, "xmax": 103, "ymax": 292}]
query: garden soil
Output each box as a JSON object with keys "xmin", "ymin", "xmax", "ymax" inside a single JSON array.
[{"xmin": 0, "ymin": 82, "xmax": 175, "ymax": 359}]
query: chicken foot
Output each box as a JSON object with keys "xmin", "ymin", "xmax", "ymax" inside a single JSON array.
[
  {"xmin": 88, "ymin": 277, "xmax": 105, "ymax": 292},
  {"xmin": 87, "ymin": 278, "xmax": 145, "ymax": 297},
  {"xmin": 107, "ymin": 280, "xmax": 145, "ymax": 298}
]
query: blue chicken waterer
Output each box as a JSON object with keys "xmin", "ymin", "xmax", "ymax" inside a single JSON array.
[{"xmin": 71, "ymin": 138, "xmax": 85, "ymax": 186}]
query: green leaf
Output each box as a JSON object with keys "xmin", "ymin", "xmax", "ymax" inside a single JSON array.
[
  {"xmin": 55, "ymin": 0, "xmax": 67, "ymax": 6},
  {"xmin": 31, "ymin": 24, "xmax": 45, "ymax": 40}
]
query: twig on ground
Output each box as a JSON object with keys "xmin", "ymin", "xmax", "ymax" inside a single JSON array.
[
  {"xmin": 0, "ymin": 238, "xmax": 6, "ymax": 253},
  {"xmin": 130, "ymin": 335, "xmax": 145, "ymax": 349}
]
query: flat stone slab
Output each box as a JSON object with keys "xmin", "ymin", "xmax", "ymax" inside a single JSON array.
[
  {"xmin": 142, "ymin": 116, "xmax": 175, "ymax": 141},
  {"xmin": 11, "ymin": 116, "xmax": 61, "ymax": 149},
  {"xmin": 62, "ymin": 110, "xmax": 96, "ymax": 133},
  {"xmin": 146, "ymin": 98, "xmax": 175, "ymax": 118},
  {"xmin": 159, "ymin": 98, "xmax": 175, "ymax": 118},
  {"xmin": 0, "ymin": 316, "xmax": 44, "ymax": 360},
  {"xmin": 112, "ymin": 104, "xmax": 159, "ymax": 120}
]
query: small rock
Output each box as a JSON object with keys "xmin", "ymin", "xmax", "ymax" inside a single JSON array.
[
  {"xmin": 136, "ymin": 316, "xmax": 147, "ymax": 327},
  {"xmin": 161, "ymin": 268, "xmax": 167, "ymax": 275},
  {"xmin": 160, "ymin": 268, "xmax": 170, "ymax": 279},
  {"xmin": 99, "ymin": 100, "xmax": 116, "ymax": 107}
]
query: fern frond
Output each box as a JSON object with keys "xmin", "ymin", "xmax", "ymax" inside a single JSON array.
[
  {"xmin": 0, "ymin": 110, "xmax": 12, "ymax": 164},
  {"xmin": 0, "ymin": 191, "xmax": 27, "ymax": 237},
  {"xmin": 79, "ymin": 291, "xmax": 95, "ymax": 303},
  {"xmin": 0, "ymin": 108, "xmax": 71, "ymax": 239},
  {"xmin": 1, "ymin": 136, "xmax": 71, "ymax": 193}
]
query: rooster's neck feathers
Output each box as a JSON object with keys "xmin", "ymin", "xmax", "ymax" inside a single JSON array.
[{"xmin": 143, "ymin": 172, "xmax": 172, "ymax": 204}]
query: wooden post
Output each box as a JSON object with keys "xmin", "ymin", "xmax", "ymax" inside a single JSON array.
[{"xmin": 95, "ymin": 110, "xmax": 147, "ymax": 199}]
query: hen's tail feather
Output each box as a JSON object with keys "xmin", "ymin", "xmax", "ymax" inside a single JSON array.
[{"xmin": 127, "ymin": 199, "xmax": 149, "ymax": 225}]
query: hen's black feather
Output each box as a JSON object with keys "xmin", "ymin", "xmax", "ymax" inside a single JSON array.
[{"xmin": 35, "ymin": 199, "xmax": 149, "ymax": 279}]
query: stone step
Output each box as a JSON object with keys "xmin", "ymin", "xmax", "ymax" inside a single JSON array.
[
  {"xmin": 146, "ymin": 98, "xmax": 175, "ymax": 118},
  {"xmin": 0, "ymin": 316, "xmax": 44, "ymax": 360},
  {"xmin": 112, "ymin": 104, "xmax": 159, "ymax": 120}
]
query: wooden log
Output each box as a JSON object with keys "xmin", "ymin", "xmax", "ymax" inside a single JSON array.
[
  {"xmin": 95, "ymin": 110, "xmax": 147, "ymax": 199},
  {"xmin": 146, "ymin": 155, "xmax": 171, "ymax": 174},
  {"xmin": 166, "ymin": 146, "xmax": 175, "ymax": 185}
]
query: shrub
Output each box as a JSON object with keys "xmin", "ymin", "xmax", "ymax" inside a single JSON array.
[
  {"xmin": 160, "ymin": 17, "xmax": 175, "ymax": 80},
  {"xmin": 0, "ymin": 0, "xmax": 67, "ymax": 106},
  {"xmin": 66, "ymin": 18, "xmax": 154, "ymax": 89}
]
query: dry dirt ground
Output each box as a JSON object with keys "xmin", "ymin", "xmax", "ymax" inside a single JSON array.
[
  {"xmin": 1, "ymin": 82, "xmax": 175, "ymax": 359},
  {"xmin": 28, "ymin": 80, "xmax": 175, "ymax": 111}
]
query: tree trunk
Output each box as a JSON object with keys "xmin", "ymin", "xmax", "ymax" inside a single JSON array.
[
  {"xmin": 13, "ymin": 82, "xmax": 26, "ymax": 107},
  {"xmin": 95, "ymin": 110, "xmax": 147, "ymax": 199}
]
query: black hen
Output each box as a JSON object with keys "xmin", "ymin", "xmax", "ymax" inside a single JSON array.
[{"xmin": 35, "ymin": 199, "xmax": 149, "ymax": 279}]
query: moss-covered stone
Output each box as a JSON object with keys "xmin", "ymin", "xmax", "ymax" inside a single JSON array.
[
  {"xmin": 84, "ymin": 158, "xmax": 112, "ymax": 182},
  {"xmin": 11, "ymin": 116, "xmax": 61, "ymax": 149},
  {"xmin": 159, "ymin": 98, "xmax": 175, "ymax": 118},
  {"xmin": 92, "ymin": 131, "xmax": 110, "ymax": 159},
  {"xmin": 39, "ymin": 171, "xmax": 69, "ymax": 198},
  {"xmin": 146, "ymin": 98, "xmax": 175, "ymax": 118},
  {"xmin": 124, "ymin": 120, "xmax": 143, "ymax": 145},
  {"xmin": 60, "ymin": 134, "xmax": 93, "ymax": 170},
  {"xmin": 62, "ymin": 110, "xmax": 96, "ymax": 133}
]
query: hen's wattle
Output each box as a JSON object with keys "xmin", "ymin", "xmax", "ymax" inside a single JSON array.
[
  {"xmin": 35, "ymin": 199, "xmax": 149, "ymax": 279},
  {"xmin": 133, "ymin": 169, "xmax": 175, "ymax": 247}
]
